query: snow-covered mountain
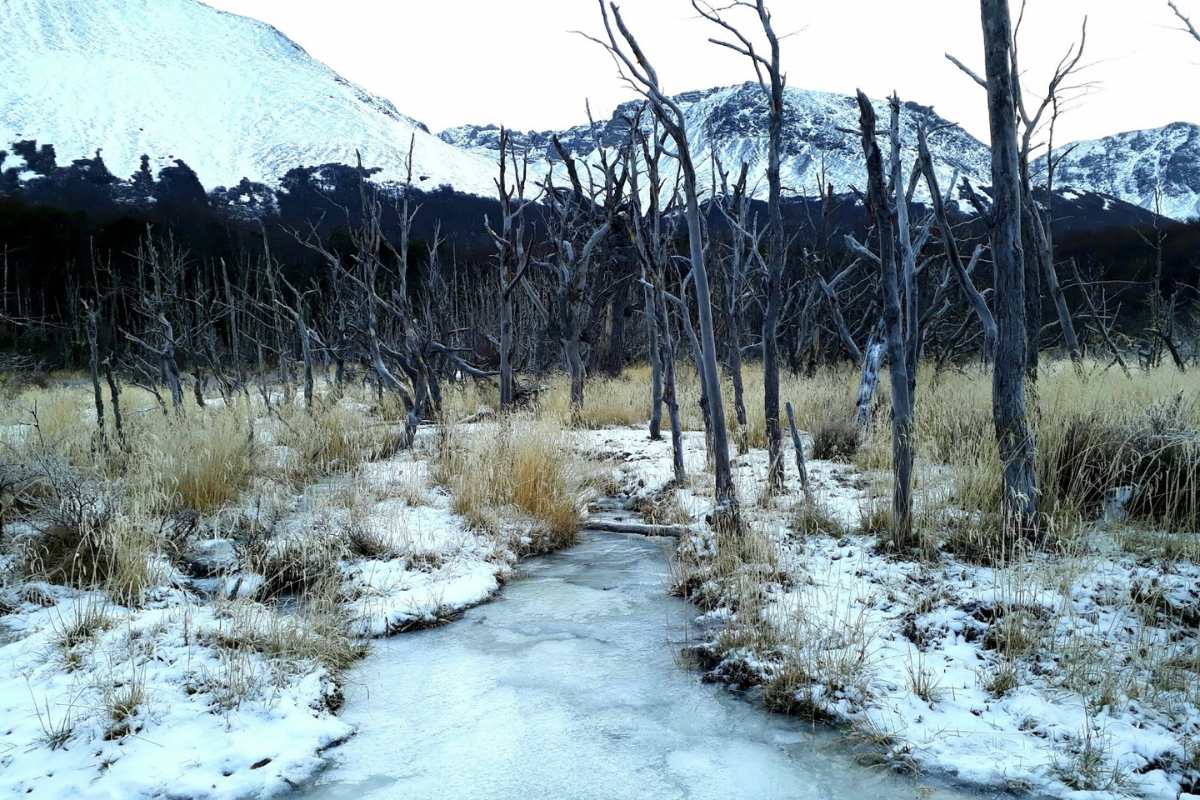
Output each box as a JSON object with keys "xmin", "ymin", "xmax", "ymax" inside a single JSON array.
[
  {"xmin": 441, "ymin": 83, "xmax": 993, "ymax": 203},
  {"xmin": 0, "ymin": 0, "xmax": 498, "ymax": 195},
  {"xmin": 1035, "ymin": 123, "xmax": 1200, "ymax": 222},
  {"xmin": 445, "ymin": 86, "xmax": 1200, "ymax": 222},
  {"xmin": 2, "ymin": 0, "xmax": 1195, "ymax": 222}
]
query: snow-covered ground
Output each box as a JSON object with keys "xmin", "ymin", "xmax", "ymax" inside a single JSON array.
[
  {"xmin": 3, "ymin": 411, "xmax": 1196, "ymax": 799},
  {"xmin": 0, "ymin": 584, "xmax": 352, "ymax": 799},
  {"xmin": 0, "ymin": 422, "xmax": 532, "ymax": 799},
  {"xmin": 581, "ymin": 425, "xmax": 1200, "ymax": 800}
]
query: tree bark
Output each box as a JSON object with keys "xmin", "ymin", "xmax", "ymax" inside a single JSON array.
[
  {"xmin": 645, "ymin": 281, "xmax": 663, "ymax": 440},
  {"xmin": 84, "ymin": 303, "xmax": 106, "ymax": 454},
  {"xmin": 981, "ymin": 0, "xmax": 1039, "ymax": 532},
  {"xmin": 857, "ymin": 92, "xmax": 915, "ymax": 548}
]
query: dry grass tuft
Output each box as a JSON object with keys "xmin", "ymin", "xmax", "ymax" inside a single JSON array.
[
  {"xmin": 251, "ymin": 531, "xmax": 347, "ymax": 598},
  {"xmin": 434, "ymin": 415, "xmax": 586, "ymax": 551},
  {"xmin": 811, "ymin": 416, "xmax": 859, "ymax": 461},
  {"xmin": 791, "ymin": 500, "xmax": 847, "ymax": 538},
  {"xmin": 207, "ymin": 594, "xmax": 365, "ymax": 678},
  {"xmin": 51, "ymin": 596, "xmax": 113, "ymax": 652},
  {"xmin": 128, "ymin": 409, "xmax": 259, "ymax": 514}
]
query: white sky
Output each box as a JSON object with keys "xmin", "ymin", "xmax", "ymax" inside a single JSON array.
[{"xmin": 202, "ymin": 0, "xmax": 1200, "ymax": 145}]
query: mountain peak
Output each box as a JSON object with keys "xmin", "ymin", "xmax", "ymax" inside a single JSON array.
[
  {"xmin": 440, "ymin": 83, "xmax": 991, "ymax": 203},
  {"xmin": 0, "ymin": 0, "xmax": 495, "ymax": 194},
  {"xmin": 1037, "ymin": 122, "xmax": 1200, "ymax": 221}
]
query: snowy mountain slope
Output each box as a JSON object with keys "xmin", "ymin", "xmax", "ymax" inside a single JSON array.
[
  {"xmin": 2, "ymin": 0, "xmax": 1195, "ymax": 220},
  {"xmin": 446, "ymin": 85, "xmax": 1200, "ymax": 221},
  {"xmin": 1035, "ymin": 122, "xmax": 1200, "ymax": 222},
  {"xmin": 442, "ymin": 83, "xmax": 994, "ymax": 203},
  {"xmin": 0, "ymin": 0, "xmax": 499, "ymax": 195}
]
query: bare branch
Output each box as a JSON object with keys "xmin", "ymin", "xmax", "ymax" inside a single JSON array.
[{"xmin": 1169, "ymin": 0, "xmax": 1200, "ymax": 43}]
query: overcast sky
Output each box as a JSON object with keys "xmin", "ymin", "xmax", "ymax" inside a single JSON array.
[{"xmin": 203, "ymin": 0, "xmax": 1199, "ymax": 145}]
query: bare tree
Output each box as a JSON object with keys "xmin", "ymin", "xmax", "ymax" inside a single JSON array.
[
  {"xmin": 124, "ymin": 231, "xmax": 187, "ymax": 415},
  {"xmin": 590, "ymin": 1, "xmax": 738, "ymax": 521},
  {"xmin": 628, "ymin": 120, "xmax": 688, "ymax": 484},
  {"xmin": 693, "ymin": 0, "xmax": 789, "ymax": 490},
  {"xmin": 712, "ymin": 159, "xmax": 753, "ymax": 454},
  {"xmin": 980, "ymin": 0, "xmax": 1040, "ymax": 533},
  {"xmin": 541, "ymin": 136, "xmax": 623, "ymax": 422},
  {"xmin": 485, "ymin": 128, "xmax": 538, "ymax": 410}
]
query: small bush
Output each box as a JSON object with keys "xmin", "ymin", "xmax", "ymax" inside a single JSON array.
[
  {"xmin": 20, "ymin": 470, "xmax": 159, "ymax": 605},
  {"xmin": 791, "ymin": 500, "xmax": 846, "ymax": 538},
  {"xmin": 252, "ymin": 532, "xmax": 347, "ymax": 598},
  {"xmin": 811, "ymin": 417, "xmax": 859, "ymax": 461}
]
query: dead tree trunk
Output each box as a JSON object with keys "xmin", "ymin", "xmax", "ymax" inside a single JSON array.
[
  {"xmin": 857, "ymin": 93, "xmax": 917, "ymax": 548},
  {"xmin": 784, "ymin": 401, "xmax": 812, "ymax": 504},
  {"xmin": 694, "ymin": 0, "xmax": 787, "ymax": 489},
  {"xmin": 595, "ymin": 2, "xmax": 738, "ymax": 522},
  {"xmin": 981, "ymin": 0, "xmax": 1039, "ymax": 533},
  {"xmin": 83, "ymin": 300, "xmax": 107, "ymax": 453},
  {"xmin": 659, "ymin": 309, "xmax": 686, "ymax": 484},
  {"xmin": 644, "ymin": 278, "xmax": 664, "ymax": 440},
  {"xmin": 104, "ymin": 359, "xmax": 125, "ymax": 450}
]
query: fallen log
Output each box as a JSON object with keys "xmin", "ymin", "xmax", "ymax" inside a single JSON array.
[{"xmin": 585, "ymin": 520, "xmax": 691, "ymax": 539}]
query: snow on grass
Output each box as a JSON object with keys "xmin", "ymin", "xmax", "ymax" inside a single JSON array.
[
  {"xmin": 0, "ymin": 589, "xmax": 351, "ymax": 799},
  {"xmin": 338, "ymin": 479, "xmax": 512, "ymax": 637},
  {"xmin": 0, "ymin": 417, "xmax": 544, "ymax": 798}
]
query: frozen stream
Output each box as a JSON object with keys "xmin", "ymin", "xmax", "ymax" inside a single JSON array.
[{"xmin": 300, "ymin": 530, "xmax": 989, "ymax": 800}]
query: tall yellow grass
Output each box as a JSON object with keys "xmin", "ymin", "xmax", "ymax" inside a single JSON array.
[{"xmin": 433, "ymin": 414, "xmax": 587, "ymax": 549}]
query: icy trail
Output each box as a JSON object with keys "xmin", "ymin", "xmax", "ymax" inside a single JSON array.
[{"xmin": 298, "ymin": 527, "xmax": 987, "ymax": 800}]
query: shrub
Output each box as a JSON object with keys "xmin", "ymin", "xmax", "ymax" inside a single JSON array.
[
  {"xmin": 811, "ymin": 416, "xmax": 859, "ymax": 461},
  {"xmin": 252, "ymin": 531, "xmax": 347, "ymax": 598},
  {"xmin": 1050, "ymin": 411, "xmax": 1200, "ymax": 531}
]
